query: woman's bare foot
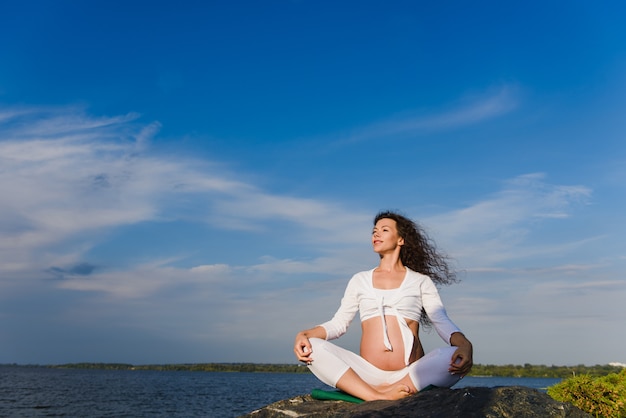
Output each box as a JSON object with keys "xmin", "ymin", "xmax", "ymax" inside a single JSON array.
[
  {"xmin": 379, "ymin": 384, "xmax": 412, "ymax": 400},
  {"xmin": 335, "ymin": 368, "xmax": 414, "ymax": 402}
]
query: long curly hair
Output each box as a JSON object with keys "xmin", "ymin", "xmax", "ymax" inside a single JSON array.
[
  {"xmin": 374, "ymin": 210, "xmax": 457, "ymax": 286},
  {"xmin": 374, "ymin": 210, "xmax": 459, "ymax": 325}
]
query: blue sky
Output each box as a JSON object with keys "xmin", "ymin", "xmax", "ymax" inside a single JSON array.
[{"xmin": 1, "ymin": 1, "xmax": 625, "ymax": 366}]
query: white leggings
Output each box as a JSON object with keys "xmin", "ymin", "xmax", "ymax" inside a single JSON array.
[{"xmin": 307, "ymin": 338, "xmax": 461, "ymax": 391}]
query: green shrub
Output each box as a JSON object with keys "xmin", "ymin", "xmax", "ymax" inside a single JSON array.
[{"xmin": 547, "ymin": 368, "xmax": 626, "ymax": 417}]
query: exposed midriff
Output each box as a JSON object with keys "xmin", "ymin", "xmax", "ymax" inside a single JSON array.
[{"xmin": 360, "ymin": 315, "xmax": 422, "ymax": 371}]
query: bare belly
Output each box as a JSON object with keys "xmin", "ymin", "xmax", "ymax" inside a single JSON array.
[{"xmin": 360, "ymin": 315, "xmax": 422, "ymax": 371}]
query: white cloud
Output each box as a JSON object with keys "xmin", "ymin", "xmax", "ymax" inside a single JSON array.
[
  {"xmin": 0, "ymin": 106, "xmax": 599, "ymax": 295},
  {"xmin": 335, "ymin": 84, "xmax": 519, "ymax": 144},
  {"xmin": 2, "ymin": 105, "xmax": 622, "ymax": 366},
  {"xmin": 0, "ymin": 105, "xmax": 370, "ymax": 293},
  {"xmin": 57, "ymin": 259, "xmax": 232, "ymax": 299},
  {"xmin": 0, "ymin": 106, "xmax": 140, "ymax": 140},
  {"xmin": 425, "ymin": 173, "xmax": 592, "ymax": 266}
]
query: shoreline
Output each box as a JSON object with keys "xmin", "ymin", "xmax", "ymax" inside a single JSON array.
[{"xmin": 1, "ymin": 362, "xmax": 623, "ymax": 379}]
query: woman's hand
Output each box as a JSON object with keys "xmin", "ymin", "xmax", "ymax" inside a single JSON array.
[
  {"xmin": 294, "ymin": 331, "xmax": 313, "ymax": 364},
  {"xmin": 294, "ymin": 327, "xmax": 327, "ymax": 364},
  {"xmin": 449, "ymin": 332, "xmax": 473, "ymax": 377}
]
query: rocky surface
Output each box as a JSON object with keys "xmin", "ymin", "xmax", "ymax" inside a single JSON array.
[{"xmin": 240, "ymin": 386, "xmax": 592, "ymax": 417}]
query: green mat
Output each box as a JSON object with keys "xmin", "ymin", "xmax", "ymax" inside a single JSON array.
[
  {"xmin": 311, "ymin": 389, "xmax": 364, "ymax": 403},
  {"xmin": 311, "ymin": 384, "xmax": 438, "ymax": 404}
]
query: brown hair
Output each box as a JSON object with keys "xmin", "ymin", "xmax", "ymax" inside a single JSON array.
[{"xmin": 374, "ymin": 210, "xmax": 459, "ymax": 324}]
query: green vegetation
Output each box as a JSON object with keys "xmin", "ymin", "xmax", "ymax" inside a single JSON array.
[
  {"xmin": 547, "ymin": 368, "xmax": 626, "ymax": 418},
  {"xmin": 46, "ymin": 362, "xmax": 312, "ymax": 373},
  {"xmin": 9, "ymin": 362, "xmax": 613, "ymax": 378},
  {"xmin": 51, "ymin": 362, "xmax": 136, "ymax": 370},
  {"xmin": 132, "ymin": 363, "xmax": 310, "ymax": 373},
  {"xmin": 470, "ymin": 363, "xmax": 624, "ymax": 379}
]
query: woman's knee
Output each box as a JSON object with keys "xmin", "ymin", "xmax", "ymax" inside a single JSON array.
[
  {"xmin": 306, "ymin": 338, "xmax": 349, "ymax": 387},
  {"xmin": 309, "ymin": 337, "xmax": 325, "ymax": 348},
  {"xmin": 308, "ymin": 337, "xmax": 328, "ymax": 357},
  {"xmin": 408, "ymin": 346, "xmax": 461, "ymax": 390}
]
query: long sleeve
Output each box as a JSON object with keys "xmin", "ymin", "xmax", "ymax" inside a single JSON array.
[
  {"xmin": 420, "ymin": 276, "xmax": 461, "ymax": 344},
  {"xmin": 318, "ymin": 277, "xmax": 360, "ymax": 340}
]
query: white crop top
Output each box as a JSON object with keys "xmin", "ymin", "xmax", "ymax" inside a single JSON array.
[{"xmin": 319, "ymin": 268, "xmax": 461, "ymax": 365}]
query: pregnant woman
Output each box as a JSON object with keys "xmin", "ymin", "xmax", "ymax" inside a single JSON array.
[{"xmin": 294, "ymin": 210, "xmax": 473, "ymax": 401}]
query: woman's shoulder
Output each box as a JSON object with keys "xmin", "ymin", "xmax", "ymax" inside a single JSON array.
[
  {"xmin": 347, "ymin": 269, "xmax": 374, "ymax": 287},
  {"xmin": 350, "ymin": 268, "xmax": 374, "ymax": 281},
  {"xmin": 404, "ymin": 268, "xmax": 432, "ymax": 284}
]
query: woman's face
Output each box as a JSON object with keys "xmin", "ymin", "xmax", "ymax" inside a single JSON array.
[{"xmin": 372, "ymin": 218, "xmax": 404, "ymax": 254}]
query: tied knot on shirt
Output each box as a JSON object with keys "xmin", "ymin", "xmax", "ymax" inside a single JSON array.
[{"xmin": 378, "ymin": 296, "xmax": 394, "ymax": 352}]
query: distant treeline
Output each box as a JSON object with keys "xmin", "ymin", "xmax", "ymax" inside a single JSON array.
[
  {"xmin": 469, "ymin": 363, "xmax": 623, "ymax": 378},
  {"xmin": 6, "ymin": 362, "xmax": 619, "ymax": 378},
  {"xmin": 48, "ymin": 362, "xmax": 309, "ymax": 374}
]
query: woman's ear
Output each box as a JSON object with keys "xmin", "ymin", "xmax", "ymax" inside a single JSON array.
[{"xmin": 398, "ymin": 237, "xmax": 405, "ymax": 246}]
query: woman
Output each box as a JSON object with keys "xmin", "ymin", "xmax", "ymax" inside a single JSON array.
[{"xmin": 294, "ymin": 211, "xmax": 473, "ymax": 401}]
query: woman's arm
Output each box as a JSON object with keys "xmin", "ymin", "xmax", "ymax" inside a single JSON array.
[
  {"xmin": 293, "ymin": 275, "xmax": 360, "ymax": 363},
  {"xmin": 293, "ymin": 326, "xmax": 327, "ymax": 363},
  {"xmin": 420, "ymin": 277, "xmax": 463, "ymax": 341},
  {"xmin": 449, "ymin": 332, "xmax": 473, "ymax": 376},
  {"xmin": 419, "ymin": 276, "xmax": 473, "ymax": 376}
]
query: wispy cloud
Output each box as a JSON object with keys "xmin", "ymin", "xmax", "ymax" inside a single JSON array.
[
  {"xmin": 0, "ymin": 105, "xmax": 370, "ymax": 291},
  {"xmin": 0, "ymin": 105, "xmax": 597, "ymax": 296},
  {"xmin": 334, "ymin": 84, "xmax": 519, "ymax": 144},
  {"xmin": 3, "ymin": 105, "xmax": 618, "ymax": 367},
  {"xmin": 426, "ymin": 173, "xmax": 592, "ymax": 267},
  {"xmin": 0, "ymin": 106, "xmax": 141, "ymax": 140}
]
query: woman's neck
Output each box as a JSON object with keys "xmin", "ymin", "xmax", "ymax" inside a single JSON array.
[{"xmin": 377, "ymin": 252, "xmax": 404, "ymax": 272}]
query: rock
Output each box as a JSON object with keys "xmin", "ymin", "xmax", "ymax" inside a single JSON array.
[{"xmin": 240, "ymin": 386, "xmax": 592, "ymax": 417}]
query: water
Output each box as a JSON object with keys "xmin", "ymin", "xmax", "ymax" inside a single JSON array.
[{"xmin": 0, "ymin": 366, "xmax": 561, "ymax": 417}]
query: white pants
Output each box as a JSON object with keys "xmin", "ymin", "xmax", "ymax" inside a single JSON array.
[{"xmin": 307, "ymin": 338, "xmax": 461, "ymax": 391}]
